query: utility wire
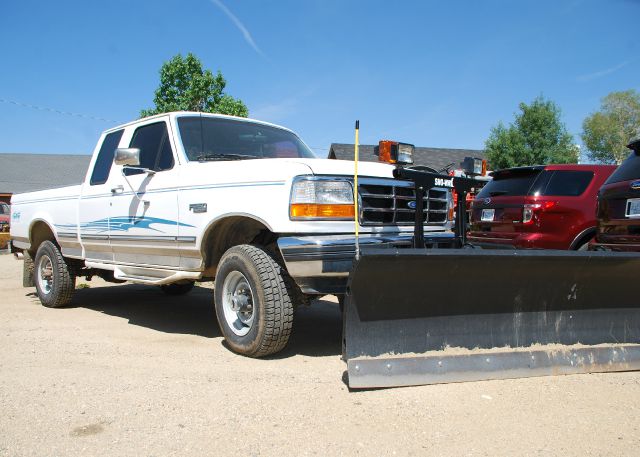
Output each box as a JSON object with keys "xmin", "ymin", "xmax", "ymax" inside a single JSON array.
[
  {"xmin": 0, "ymin": 97, "xmax": 122, "ymax": 123},
  {"xmin": 2, "ymin": 97, "xmax": 333, "ymax": 151}
]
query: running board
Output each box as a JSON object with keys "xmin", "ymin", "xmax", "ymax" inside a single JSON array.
[
  {"xmin": 81, "ymin": 261, "xmax": 203, "ymax": 286},
  {"xmin": 113, "ymin": 267, "xmax": 200, "ymax": 285}
]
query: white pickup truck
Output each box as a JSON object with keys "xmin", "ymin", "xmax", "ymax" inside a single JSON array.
[{"xmin": 11, "ymin": 112, "xmax": 454, "ymax": 357}]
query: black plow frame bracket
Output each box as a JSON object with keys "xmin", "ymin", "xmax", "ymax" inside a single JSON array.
[{"xmin": 392, "ymin": 167, "xmax": 481, "ymax": 247}]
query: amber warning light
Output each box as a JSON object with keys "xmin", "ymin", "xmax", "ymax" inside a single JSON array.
[
  {"xmin": 461, "ymin": 157, "xmax": 487, "ymax": 176},
  {"xmin": 375, "ymin": 141, "xmax": 414, "ymax": 165}
]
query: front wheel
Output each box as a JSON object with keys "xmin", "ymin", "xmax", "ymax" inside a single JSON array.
[
  {"xmin": 214, "ymin": 245, "xmax": 294, "ymax": 357},
  {"xmin": 34, "ymin": 240, "xmax": 75, "ymax": 308}
]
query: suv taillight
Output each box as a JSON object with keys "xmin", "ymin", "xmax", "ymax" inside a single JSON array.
[{"xmin": 523, "ymin": 201, "xmax": 556, "ymax": 224}]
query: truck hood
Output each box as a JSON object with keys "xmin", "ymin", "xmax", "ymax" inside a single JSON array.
[{"xmin": 281, "ymin": 158, "xmax": 395, "ymax": 179}]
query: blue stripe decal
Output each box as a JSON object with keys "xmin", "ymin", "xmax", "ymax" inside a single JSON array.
[{"xmin": 56, "ymin": 216, "xmax": 194, "ymax": 234}]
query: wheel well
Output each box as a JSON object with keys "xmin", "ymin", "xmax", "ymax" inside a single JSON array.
[
  {"xmin": 29, "ymin": 221, "xmax": 56, "ymax": 256},
  {"xmin": 201, "ymin": 216, "xmax": 278, "ymax": 278},
  {"xmin": 570, "ymin": 227, "xmax": 596, "ymax": 250}
]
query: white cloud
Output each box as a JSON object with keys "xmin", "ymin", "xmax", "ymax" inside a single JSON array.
[
  {"xmin": 577, "ymin": 60, "xmax": 630, "ymax": 82},
  {"xmin": 209, "ymin": 0, "xmax": 267, "ymax": 59},
  {"xmin": 250, "ymin": 98, "xmax": 299, "ymax": 122}
]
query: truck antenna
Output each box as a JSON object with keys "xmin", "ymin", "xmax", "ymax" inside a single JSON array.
[{"xmin": 354, "ymin": 120, "xmax": 360, "ymax": 260}]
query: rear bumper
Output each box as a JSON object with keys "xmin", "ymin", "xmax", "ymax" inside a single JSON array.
[
  {"xmin": 277, "ymin": 232, "xmax": 456, "ymax": 294},
  {"xmin": 467, "ymin": 232, "xmax": 567, "ymax": 250}
]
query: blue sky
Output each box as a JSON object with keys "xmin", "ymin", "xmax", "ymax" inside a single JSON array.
[{"xmin": 1, "ymin": 0, "xmax": 638, "ymax": 157}]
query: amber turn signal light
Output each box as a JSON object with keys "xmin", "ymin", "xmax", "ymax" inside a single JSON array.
[{"xmin": 290, "ymin": 204, "xmax": 355, "ymax": 219}]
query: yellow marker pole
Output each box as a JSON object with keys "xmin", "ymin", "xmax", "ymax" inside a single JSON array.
[{"xmin": 354, "ymin": 120, "xmax": 360, "ymax": 259}]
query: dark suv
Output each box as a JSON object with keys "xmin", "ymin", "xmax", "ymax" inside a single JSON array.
[
  {"xmin": 468, "ymin": 164, "xmax": 616, "ymax": 250},
  {"xmin": 591, "ymin": 137, "xmax": 640, "ymax": 251}
]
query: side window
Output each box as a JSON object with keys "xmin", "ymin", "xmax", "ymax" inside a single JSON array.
[
  {"xmin": 125, "ymin": 122, "xmax": 174, "ymax": 175},
  {"xmin": 543, "ymin": 171, "xmax": 594, "ymax": 197},
  {"xmin": 90, "ymin": 129, "xmax": 124, "ymax": 185}
]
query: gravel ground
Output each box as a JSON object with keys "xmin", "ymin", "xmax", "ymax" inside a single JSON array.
[{"xmin": 1, "ymin": 251, "xmax": 639, "ymax": 456}]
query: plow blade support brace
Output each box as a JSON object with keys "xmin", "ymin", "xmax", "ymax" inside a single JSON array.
[{"xmin": 343, "ymin": 248, "xmax": 640, "ymax": 389}]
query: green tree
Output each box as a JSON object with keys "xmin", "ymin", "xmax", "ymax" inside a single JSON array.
[
  {"xmin": 581, "ymin": 90, "xmax": 640, "ymax": 164},
  {"xmin": 141, "ymin": 53, "xmax": 248, "ymax": 118},
  {"xmin": 485, "ymin": 96, "xmax": 578, "ymax": 170}
]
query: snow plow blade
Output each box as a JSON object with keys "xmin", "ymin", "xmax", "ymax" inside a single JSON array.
[{"xmin": 343, "ymin": 248, "xmax": 640, "ymax": 389}]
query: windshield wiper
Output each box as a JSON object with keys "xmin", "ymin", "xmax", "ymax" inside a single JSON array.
[
  {"xmin": 489, "ymin": 190, "xmax": 509, "ymax": 196},
  {"xmin": 197, "ymin": 153, "xmax": 258, "ymax": 162}
]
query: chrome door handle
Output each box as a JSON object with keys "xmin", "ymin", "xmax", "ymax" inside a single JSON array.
[{"xmin": 111, "ymin": 185, "xmax": 124, "ymax": 194}]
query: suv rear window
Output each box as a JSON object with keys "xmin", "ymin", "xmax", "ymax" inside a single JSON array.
[
  {"xmin": 476, "ymin": 169, "xmax": 542, "ymax": 198},
  {"xmin": 477, "ymin": 169, "xmax": 594, "ymax": 198},
  {"xmin": 604, "ymin": 151, "xmax": 640, "ymax": 184}
]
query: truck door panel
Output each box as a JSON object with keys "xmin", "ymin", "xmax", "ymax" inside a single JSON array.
[{"xmin": 108, "ymin": 119, "xmax": 181, "ymax": 268}]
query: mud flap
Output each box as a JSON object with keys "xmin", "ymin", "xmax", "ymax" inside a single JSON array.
[{"xmin": 343, "ymin": 248, "xmax": 640, "ymax": 389}]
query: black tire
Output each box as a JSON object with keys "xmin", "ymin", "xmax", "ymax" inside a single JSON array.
[
  {"xmin": 160, "ymin": 281, "xmax": 195, "ymax": 296},
  {"xmin": 33, "ymin": 240, "xmax": 75, "ymax": 308},
  {"xmin": 214, "ymin": 244, "xmax": 294, "ymax": 357},
  {"xmin": 575, "ymin": 237, "xmax": 593, "ymax": 251}
]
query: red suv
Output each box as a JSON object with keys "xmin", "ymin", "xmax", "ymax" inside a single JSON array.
[
  {"xmin": 591, "ymin": 137, "xmax": 640, "ymax": 251},
  {"xmin": 0, "ymin": 202, "xmax": 10, "ymax": 250},
  {"xmin": 468, "ymin": 164, "xmax": 616, "ymax": 250}
]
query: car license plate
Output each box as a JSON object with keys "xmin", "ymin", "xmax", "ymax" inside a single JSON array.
[
  {"xmin": 481, "ymin": 209, "xmax": 495, "ymax": 221},
  {"xmin": 626, "ymin": 198, "xmax": 640, "ymax": 218}
]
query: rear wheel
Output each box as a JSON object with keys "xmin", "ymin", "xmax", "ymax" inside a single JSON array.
[
  {"xmin": 34, "ymin": 240, "xmax": 75, "ymax": 308},
  {"xmin": 214, "ymin": 244, "xmax": 294, "ymax": 357},
  {"xmin": 160, "ymin": 281, "xmax": 195, "ymax": 296},
  {"xmin": 575, "ymin": 236, "xmax": 594, "ymax": 251}
]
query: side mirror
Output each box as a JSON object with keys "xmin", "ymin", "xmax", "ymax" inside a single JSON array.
[{"xmin": 114, "ymin": 148, "xmax": 141, "ymax": 166}]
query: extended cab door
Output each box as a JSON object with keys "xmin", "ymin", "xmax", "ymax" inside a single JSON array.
[
  {"xmin": 108, "ymin": 118, "xmax": 182, "ymax": 268},
  {"xmin": 78, "ymin": 129, "xmax": 124, "ymax": 262}
]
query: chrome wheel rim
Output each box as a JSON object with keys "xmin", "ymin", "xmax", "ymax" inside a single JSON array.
[
  {"xmin": 37, "ymin": 254, "xmax": 54, "ymax": 295},
  {"xmin": 222, "ymin": 271, "xmax": 255, "ymax": 336}
]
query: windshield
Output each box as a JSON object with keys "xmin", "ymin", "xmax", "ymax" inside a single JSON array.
[
  {"xmin": 0, "ymin": 203, "xmax": 9, "ymax": 215},
  {"xmin": 178, "ymin": 116, "xmax": 317, "ymax": 161}
]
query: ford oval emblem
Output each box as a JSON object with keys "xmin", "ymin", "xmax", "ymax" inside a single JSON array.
[
  {"xmin": 631, "ymin": 180, "xmax": 640, "ymax": 190},
  {"xmin": 484, "ymin": 198, "xmax": 491, "ymax": 204},
  {"xmin": 407, "ymin": 201, "xmax": 417, "ymax": 210}
]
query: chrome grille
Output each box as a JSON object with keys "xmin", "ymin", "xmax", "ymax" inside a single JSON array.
[{"xmin": 359, "ymin": 178, "xmax": 450, "ymax": 226}]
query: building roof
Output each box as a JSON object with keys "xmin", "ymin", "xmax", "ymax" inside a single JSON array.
[
  {"xmin": 0, "ymin": 153, "xmax": 92, "ymax": 194},
  {"xmin": 328, "ymin": 143, "xmax": 485, "ymax": 172},
  {"xmin": 0, "ymin": 145, "xmax": 486, "ymax": 195}
]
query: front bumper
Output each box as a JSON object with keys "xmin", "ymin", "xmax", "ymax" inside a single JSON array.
[{"xmin": 277, "ymin": 232, "xmax": 456, "ymax": 294}]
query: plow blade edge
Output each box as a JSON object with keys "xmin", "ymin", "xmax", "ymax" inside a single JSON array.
[{"xmin": 343, "ymin": 248, "xmax": 640, "ymax": 389}]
